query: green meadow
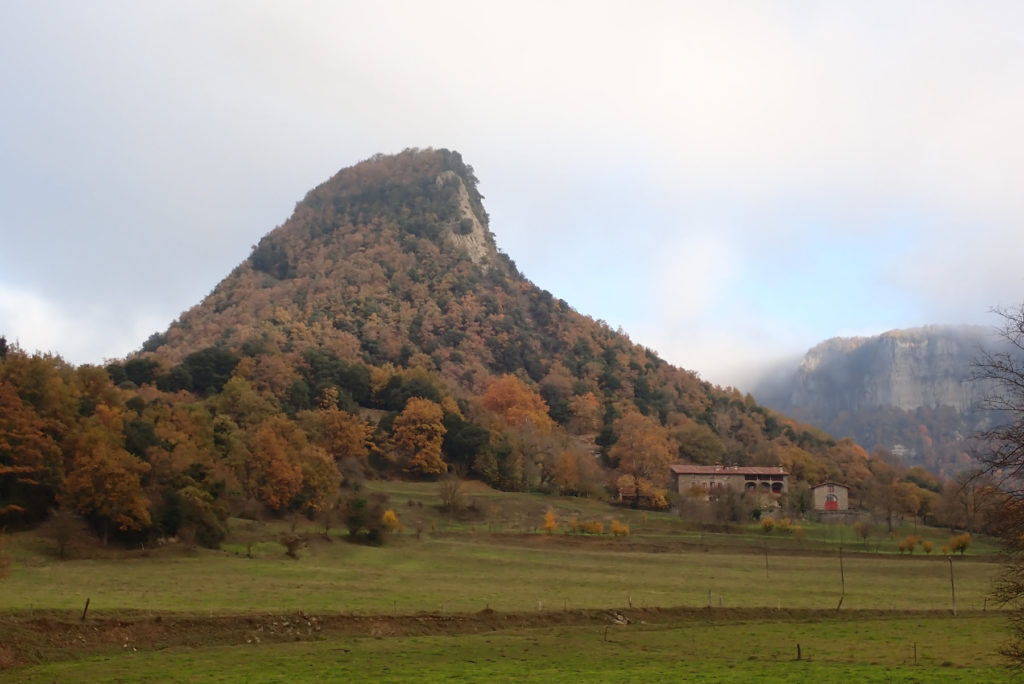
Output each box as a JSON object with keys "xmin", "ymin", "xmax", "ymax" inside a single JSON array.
[
  {"xmin": 1, "ymin": 481, "xmax": 1017, "ymax": 681},
  {"xmin": 8, "ymin": 614, "xmax": 1012, "ymax": 683}
]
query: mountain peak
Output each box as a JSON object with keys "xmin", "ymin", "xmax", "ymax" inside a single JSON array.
[{"xmin": 247, "ymin": 148, "xmax": 502, "ymax": 283}]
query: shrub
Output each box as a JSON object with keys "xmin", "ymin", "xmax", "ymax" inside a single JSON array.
[
  {"xmin": 760, "ymin": 517, "xmax": 775, "ymax": 533},
  {"xmin": 949, "ymin": 532, "xmax": 972, "ymax": 555},
  {"xmin": 900, "ymin": 535, "xmax": 922, "ymax": 554},
  {"xmin": 567, "ymin": 517, "xmax": 580, "ymax": 534},
  {"xmin": 543, "ymin": 509, "xmax": 558, "ymax": 535},
  {"xmin": 852, "ymin": 520, "xmax": 873, "ymax": 546},
  {"xmin": 343, "ymin": 493, "xmax": 390, "ymax": 545},
  {"xmin": 610, "ymin": 520, "xmax": 630, "ymax": 537},
  {"xmin": 437, "ymin": 478, "xmax": 466, "ymax": 514},
  {"xmin": 923, "ymin": 540, "xmax": 933, "ymax": 554},
  {"xmin": 581, "ymin": 520, "xmax": 605, "ymax": 535},
  {"xmin": 382, "ymin": 509, "xmax": 401, "ymax": 533},
  {"xmin": 279, "ymin": 532, "xmax": 305, "ymax": 559}
]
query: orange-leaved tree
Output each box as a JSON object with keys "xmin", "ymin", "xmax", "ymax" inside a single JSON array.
[
  {"xmin": 543, "ymin": 509, "xmax": 557, "ymax": 534},
  {"xmin": 244, "ymin": 416, "xmax": 304, "ymax": 511},
  {"xmin": 61, "ymin": 404, "xmax": 151, "ymax": 544},
  {"xmin": 608, "ymin": 410, "xmax": 673, "ymax": 482},
  {"xmin": 481, "ymin": 374, "xmax": 554, "ymax": 433},
  {"xmin": 393, "ymin": 397, "xmax": 447, "ymax": 477},
  {"xmin": 0, "ymin": 380, "xmax": 62, "ymax": 523},
  {"xmin": 241, "ymin": 415, "xmax": 340, "ymax": 515},
  {"xmin": 382, "ymin": 508, "xmax": 401, "ymax": 533},
  {"xmin": 297, "ymin": 402, "xmax": 373, "ymax": 466}
]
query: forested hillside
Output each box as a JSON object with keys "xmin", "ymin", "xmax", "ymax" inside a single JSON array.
[{"xmin": 1, "ymin": 149, "xmax": 969, "ymax": 546}]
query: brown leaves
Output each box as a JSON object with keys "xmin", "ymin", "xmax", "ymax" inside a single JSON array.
[
  {"xmin": 481, "ymin": 375, "xmax": 553, "ymax": 433},
  {"xmin": 608, "ymin": 410, "xmax": 672, "ymax": 483},
  {"xmin": 393, "ymin": 397, "xmax": 447, "ymax": 476}
]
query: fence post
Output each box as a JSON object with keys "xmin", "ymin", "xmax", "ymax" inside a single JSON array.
[{"xmin": 948, "ymin": 556, "xmax": 957, "ymax": 616}]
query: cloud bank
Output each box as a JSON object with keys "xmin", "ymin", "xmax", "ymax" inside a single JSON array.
[{"xmin": 2, "ymin": 2, "xmax": 1022, "ymax": 385}]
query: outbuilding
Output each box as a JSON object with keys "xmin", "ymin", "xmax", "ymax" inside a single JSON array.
[{"xmin": 811, "ymin": 481, "xmax": 849, "ymax": 511}]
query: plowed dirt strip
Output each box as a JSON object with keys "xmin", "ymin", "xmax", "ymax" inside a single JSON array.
[{"xmin": 0, "ymin": 606, "xmax": 982, "ymax": 669}]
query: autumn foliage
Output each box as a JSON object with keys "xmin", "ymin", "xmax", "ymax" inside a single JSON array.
[
  {"xmin": 543, "ymin": 509, "xmax": 557, "ymax": 534},
  {"xmin": 393, "ymin": 397, "xmax": 447, "ymax": 476},
  {"xmin": 0, "ymin": 151, "xmax": 977, "ymax": 550}
]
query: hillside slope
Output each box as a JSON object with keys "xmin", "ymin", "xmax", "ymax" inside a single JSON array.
[
  {"xmin": 2, "ymin": 149, "xmax": 887, "ymax": 543},
  {"xmin": 143, "ymin": 148, "xmax": 834, "ymax": 463}
]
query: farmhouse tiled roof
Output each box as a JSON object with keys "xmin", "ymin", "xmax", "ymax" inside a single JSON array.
[{"xmin": 669, "ymin": 464, "xmax": 789, "ymax": 476}]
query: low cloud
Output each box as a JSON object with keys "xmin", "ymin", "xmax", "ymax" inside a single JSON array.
[
  {"xmin": 0, "ymin": 284, "xmax": 165, "ymax": 365},
  {"xmin": 3, "ymin": 3, "xmax": 1024, "ymax": 379}
]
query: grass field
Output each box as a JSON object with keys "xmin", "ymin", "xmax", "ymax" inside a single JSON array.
[
  {"xmin": 7, "ymin": 613, "xmax": 1013, "ymax": 682},
  {"xmin": 1, "ymin": 525, "xmax": 1000, "ymax": 616},
  {"xmin": 1, "ymin": 480, "xmax": 1018, "ymax": 681}
]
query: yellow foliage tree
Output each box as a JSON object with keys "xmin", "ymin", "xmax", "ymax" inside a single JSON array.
[
  {"xmin": 949, "ymin": 532, "xmax": 972, "ymax": 555},
  {"xmin": 61, "ymin": 405, "xmax": 151, "ymax": 544},
  {"xmin": 567, "ymin": 392, "xmax": 602, "ymax": 434},
  {"xmin": 393, "ymin": 397, "xmax": 447, "ymax": 476},
  {"xmin": 239, "ymin": 415, "xmax": 340, "ymax": 514},
  {"xmin": 0, "ymin": 380, "xmax": 61, "ymax": 521},
  {"xmin": 298, "ymin": 404, "xmax": 373, "ymax": 464},
  {"xmin": 481, "ymin": 375, "xmax": 554, "ymax": 433},
  {"xmin": 543, "ymin": 509, "xmax": 557, "ymax": 534},
  {"xmin": 608, "ymin": 410, "xmax": 672, "ymax": 483},
  {"xmin": 610, "ymin": 520, "xmax": 630, "ymax": 536},
  {"xmin": 382, "ymin": 508, "xmax": 401, "ymax": 533}
]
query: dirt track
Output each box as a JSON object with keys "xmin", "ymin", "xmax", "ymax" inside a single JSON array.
[{"xmin": 0, "ymin": 605, "xmax": 975, "ymax": 669}]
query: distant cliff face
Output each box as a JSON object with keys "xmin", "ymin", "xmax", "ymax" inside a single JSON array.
[
  {"xmin": 753, "ymin": 326, "xmax": 997, "ymax": 475},
  {"xmin": 790, "ymin": 326, "xmax": 991, "ymax": 415}
]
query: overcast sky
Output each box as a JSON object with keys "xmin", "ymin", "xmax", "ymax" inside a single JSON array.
[{"xmin": 2, "ymin": 1, "xmax": 1023, "ymax": 389}]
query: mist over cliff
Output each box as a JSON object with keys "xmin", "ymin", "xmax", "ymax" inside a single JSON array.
[{"xmin": 752, "ymin": 326, "xmax": 997, "ymax": 475}]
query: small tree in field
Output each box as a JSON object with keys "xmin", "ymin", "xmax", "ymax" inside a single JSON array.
[
  {"xmin": 610, "ymin": 520, "xmax": 630, "ymax": 537},
  {"xmin": 852, "ymin": 520, "xmax": 873, "ymax": 547},
  {"xmin": 280, "ymin": 532, "xmax": 304, "ymax": 559},
  {"xmin": 898, "ymin": 535, "xmax": 921, "ymax": 554},
  {"xmin": 44, "ymin": 508, "xmax": 87, "ymax": 560},
  {"xmin": 343, "ymin": 492, "xmax": 390, "ymax": 545},
  {"xmin": 543, "ymin": 509, "xmax": 557, "ymax": 535},
  {"xmin": 438, "ymin": 478, "xmax": 466, "ymax": 515},
  {"xmin": 382, "ymin": 509, "xmax": 401, "ymax": 534},
  {"xmin": 949, "ymin": 532, "xmax": 971, "ymax": 556}
]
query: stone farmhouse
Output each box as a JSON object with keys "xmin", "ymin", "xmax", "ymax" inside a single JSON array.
[{"xmin": 670, "ymin": 464, "xmax": 789, "ymax": 498}]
